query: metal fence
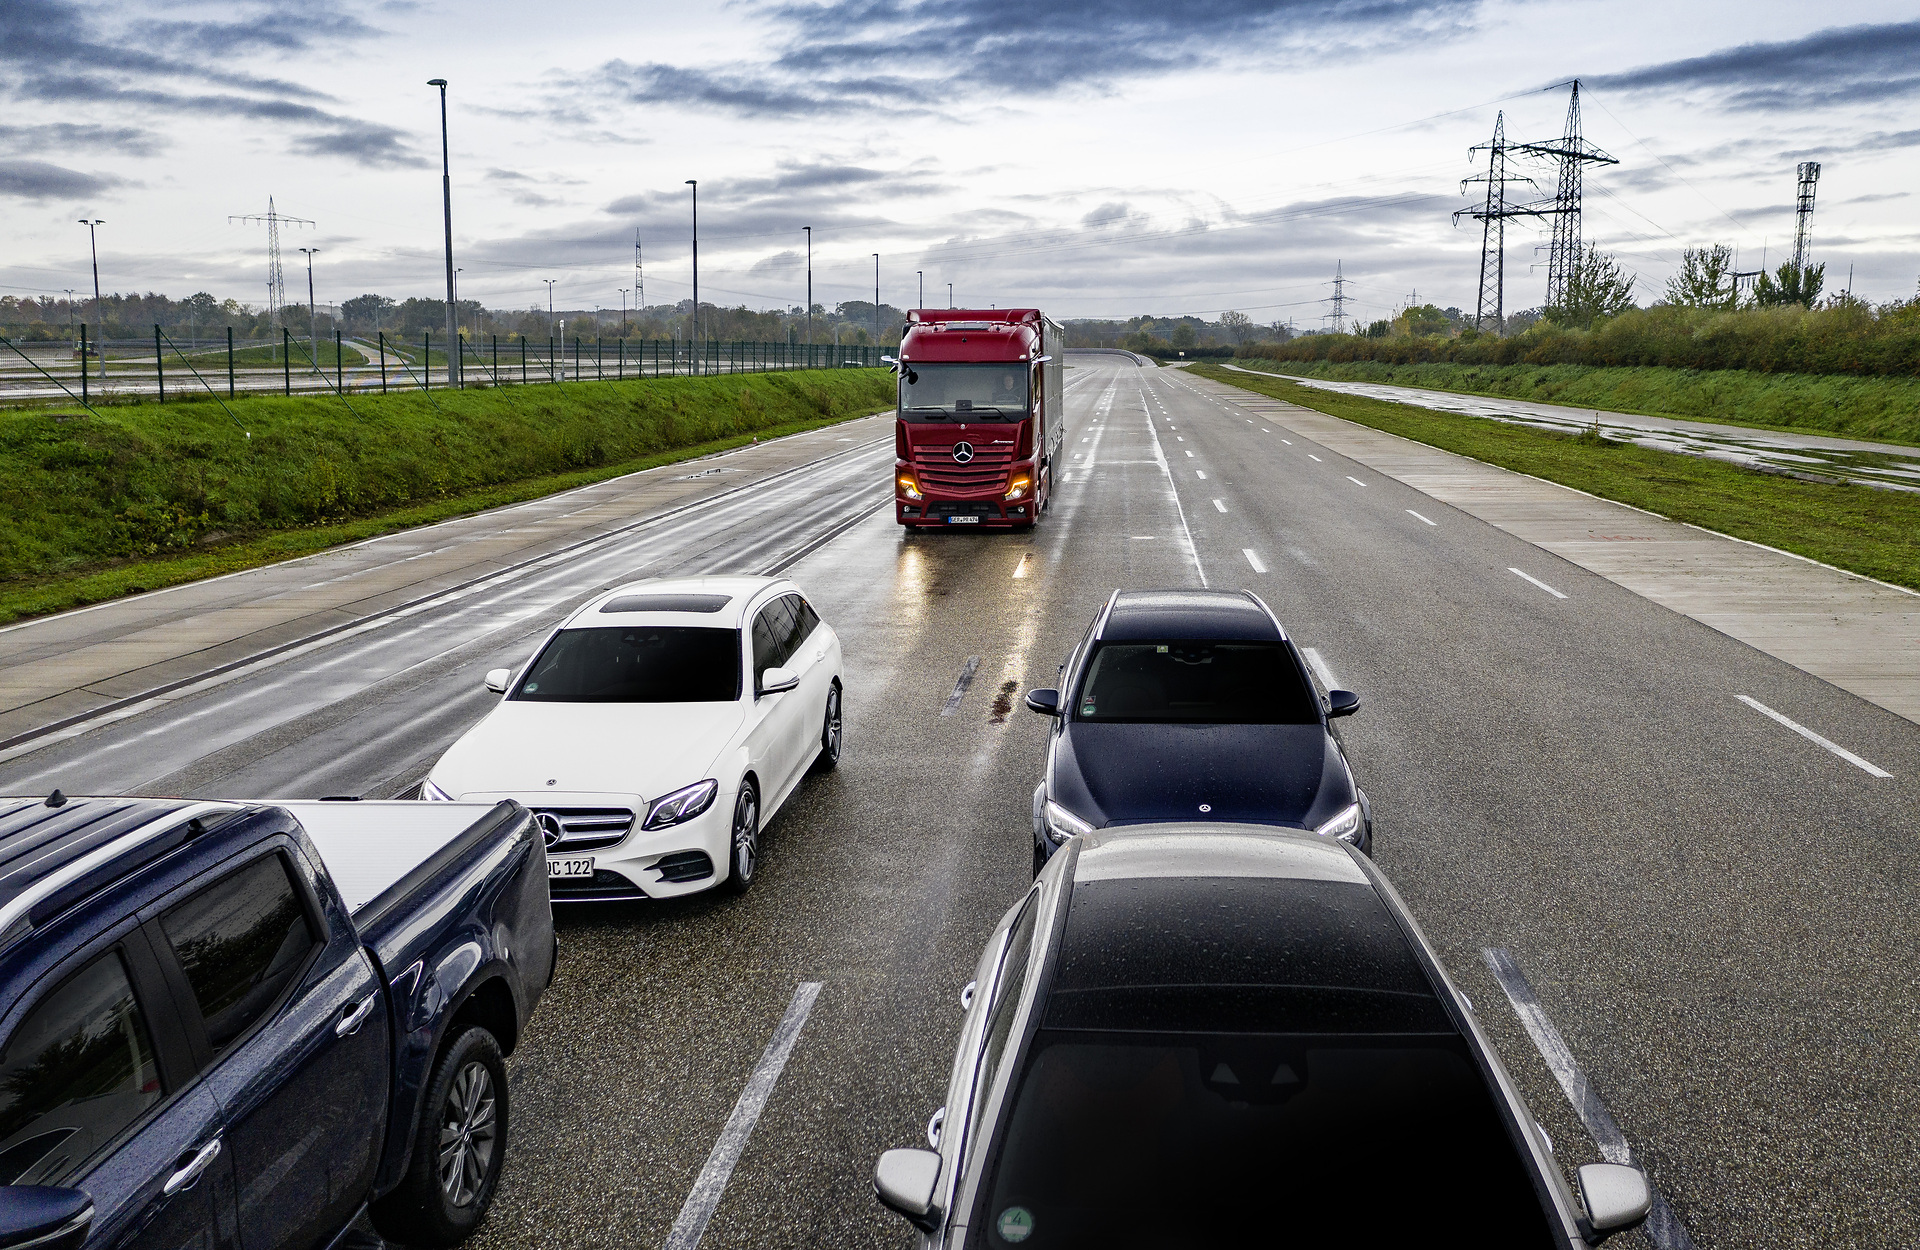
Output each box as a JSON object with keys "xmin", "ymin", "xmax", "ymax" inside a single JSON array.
[{"xmin": 0, "ymin": 325, "xmax": 886, "ymax": 407}]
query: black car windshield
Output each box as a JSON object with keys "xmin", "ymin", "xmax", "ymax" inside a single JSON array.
[
  {"xmin": 899, "ymin": 363, "xmax": 1029, "ymax": 421},
  {"xmin": 970, "ymin": 1032, "xmax": 1557, "ymax": 1248},
  {"xmin": 1073, "ymin": 641, "xmax": 1318, "ymax": 724},
  {"xmin": 512, "ymin": 626, "xmax": 739, "ymax": 702}
]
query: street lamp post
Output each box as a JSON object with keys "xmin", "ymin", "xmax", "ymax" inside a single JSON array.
[
  {"xmin": 917, "ymin": 270, "xmax": 923, "ymax": 311},
  {"xmin": 803, "ymin": 226, "xmax": 812, "ymax": 352},
  {"xmin": 542, "ymin": 279, "xmax": 557, "ymax": 381},
  {"xmin": 619, "ymin": 288, "xmax": 629, "ymax": 329},
  {"xmin": 872, "ymin": 254, "xmax": 880, "ymax": 354},
  {"xmin": 297, "ymin": 247, "xmax": 319, "ymax": 368},
  {"xmin": 685, "ymin": 180, "xmax": 698, "ymax": 375},
  {"xmin": 428, "ymin": 78, "xmax": 458, "ymax": 387},
  {"xmin": 77, "ymin": 219, "xmax": 104, "ymax": 383}
]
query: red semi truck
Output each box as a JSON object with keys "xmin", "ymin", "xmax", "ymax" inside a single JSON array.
[{"xmin": 890, "ymin": 308, "xmax": 1066, "ymax": 528}]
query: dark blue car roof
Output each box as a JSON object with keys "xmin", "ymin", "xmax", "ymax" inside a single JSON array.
[
  {"xmin": 0, "ymin": 797, "xmax": 194, "ymax": 916},
  {"xmin": 1100, "ymin": 590, "xmax": 1283, "ymax": 643}
]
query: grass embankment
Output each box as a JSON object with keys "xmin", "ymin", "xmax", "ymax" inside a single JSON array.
[
  {"xmin": 0, "ymin": 369, "xmax": 893, "ymax": 622},
  {"xmin": 1188, "ymin": 363, "xmax": 1920, "ymax": 592},
  {"xmin": 1231, "ymin": 358, "xmax": 1920, "ymax": 447}
]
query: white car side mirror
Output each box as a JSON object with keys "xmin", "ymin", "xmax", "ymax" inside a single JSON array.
[
  {"xmin": 873, "ymin": 1148, "xmax": 941, "ymax": 1232},
  {"xmin": 759, "ymin": 665, "xmax": 799, "ymax": 695},
  {"xmin": 1577, "ymin": 1163, "xmax": 1652, "ymax": 1242},
  {"xmin": 484, "ymin": 668, "xmax": 512, "ymax": 695}
]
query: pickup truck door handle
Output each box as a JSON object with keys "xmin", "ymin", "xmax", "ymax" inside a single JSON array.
[
  {"xmin": 336, "ymin": 993, "xmax": 377, "ymax": 1037},
  {"xmin": 163, "ymin": 1138, "xmax": 222, "ymax": 1196}
]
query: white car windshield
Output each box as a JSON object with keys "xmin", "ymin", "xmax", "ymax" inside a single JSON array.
[{"xmin": 512, "ymin": 626, "xmax": 740, "ymax": 702}]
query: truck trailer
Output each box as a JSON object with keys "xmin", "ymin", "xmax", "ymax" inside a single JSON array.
[{"xmin": 891, "ymin": 309, "xmax": 1065, "ymax": 529}]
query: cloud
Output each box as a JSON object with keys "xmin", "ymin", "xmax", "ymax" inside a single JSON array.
[
  {"xmin": 0, "ymin": 0, "xmax": 418, "ymax": 167},
  {"xmin": 1587, "ymin": 20, "xmax": 1920, "ymax": 111},
  {"xmin": 570, "ymin": 0, "xmax": 1481, "ymax": 121},
  {"xmin": 0, "ymin": 122, "xmax": 161, "ymax": 156},
  {"xmin": 0, "ymin": 158, "xmax": 128, "ymax": 200}
]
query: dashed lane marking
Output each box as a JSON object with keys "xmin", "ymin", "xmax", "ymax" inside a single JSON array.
[
  {"xmin": 1509, "ymin": 568, "xmax": 1568, "ymax": 599},
  {"xmin": 1346, "ymin": 476, "xmax": 1365, "ymax": 487},
  {"xmin": 1736, "ymin": 696, "xmax": 1892, "ymax": 777},
  {"xmin": 1242, "ymin": 549, "xmax": 1267, "ymax": 573},
  {"xmin": 942, "ymin": 657, "xmax": 982, "ymax": 716},
  {"xmin": 1212, "ymin": 499, "xmax": 1227, "ymax": 512},
  {"xmin": 1407, "ymin": 510, "xmax": 1437, "ymax": 526},
  {"xmin": 1307, "ymin": 454, "xmax": 1323, "ymax": 462}
]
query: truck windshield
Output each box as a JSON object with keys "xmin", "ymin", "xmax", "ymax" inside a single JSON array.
[{"xmin": 899, "ymin": 364, "xmax": 1029, "ymax": 421}]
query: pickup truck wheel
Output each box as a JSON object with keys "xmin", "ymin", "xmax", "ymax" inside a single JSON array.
[
  {"xmin": 723, "ymin": 781, "xmax": 759, "ymax": 894},
  {"xmin": 370, "ymin": 1027, "xmax": 509, "ymax": 1248}
]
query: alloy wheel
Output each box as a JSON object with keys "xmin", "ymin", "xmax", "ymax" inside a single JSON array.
[{"xmin": 437, "ymin": 1060, "xmax": 497, "ymax": 1209}]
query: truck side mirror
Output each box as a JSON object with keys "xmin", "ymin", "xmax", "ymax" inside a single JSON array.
[
  {"xmin": 873, "ymin": 1148, "xmax": 942, "ymax": 1232},
  {"xmin": 0, "ymin": 1188, "xmax": 93, "ymax": 1250},
  {"xmin": 1024, "ymin": 688, "xmax": 1060, "ymax": 716}
]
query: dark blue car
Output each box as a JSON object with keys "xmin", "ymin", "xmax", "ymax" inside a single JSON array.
[{"xmin": 1025, "ymin": 589, "xmax": 1370, "ymax": 871}]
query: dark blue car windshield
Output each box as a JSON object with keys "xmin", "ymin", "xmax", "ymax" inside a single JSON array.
[{"xmin": 1073, "ymin": 642, "xmax": 1318, "ymax": 724}]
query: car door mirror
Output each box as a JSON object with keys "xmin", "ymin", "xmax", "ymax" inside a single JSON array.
[
  {"xmin": 484, "ymin": 668, "xmax": 512, "ymax": 694},
  {"xmin": 873, "ymin": 1148, "xmax": 942, "ymax": 1232},
  {"xmin": 0, "ymin": 1188, "xmax": 93, "ymax": 1250},
  {"xmin": 1024, "ymin": 688, "xmax": 1060, "ymax": 715},
  {"xmin": 1577, "ymin": 1163, "xmax": 1651, "ymax": 1242},
  {"xmin": 1326, "ymin": 689, "xmax": 1360, "ymax": 718},
  {"xmin": 759, "ymin": 666, "xmax": 799, "ymax": 696}
]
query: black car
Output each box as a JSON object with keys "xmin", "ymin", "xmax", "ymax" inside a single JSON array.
[
  {"xmin": 1025, "ymin": 589, "xmax": 1370, "ymax": 871},
  {"xmin": 873, "ymin": 824, "xmax": 1655, "ymax": 1248}
]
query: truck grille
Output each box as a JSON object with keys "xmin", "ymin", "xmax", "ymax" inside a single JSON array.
[
  {"xmin": 532, "ymin": 807, "xmax": 633, "ymax": 853},
  {"xmin": 914, "ymin": 443, "xmax": 1013, "ymax": 495}
]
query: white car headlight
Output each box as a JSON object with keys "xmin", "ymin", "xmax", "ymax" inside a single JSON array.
[
  {"xmin": 420, "ymin": 779, "xmax": 454, "ymax": 801},
  {"xmin": 644, "ymin": 779, "xmax": 720, "ymax": 831},
  {"xmin": 1042, "ymin": 799, "xmax": 1096, "ymax": 846},
  {"xmin": 1314, "ymin": 802, "xmax": 1364, "ymax": 844}
]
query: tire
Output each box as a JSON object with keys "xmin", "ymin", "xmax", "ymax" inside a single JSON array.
[
  {"xmin": 814, "ymin": 683, "xmax": 843, "ymax": 772},
  {"xmin": 723, "ymin": 779, "xmax": 760, "ymax": 894},
  {"xmin": 370, "ymin": 1027, "xmax": 508, "ymax": 1248},
  {"xmin": 1031, "ymin": 839, "xmax": 1048, "ymax": 878}
]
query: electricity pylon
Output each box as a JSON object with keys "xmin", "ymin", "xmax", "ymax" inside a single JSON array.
[
  {"xmin": 1510, "ymin": 81, "xmax": 1617, "ymax": 308},
  {"xmin": 1455, "ymin": 111, "xmax": 1543, "ymax": 334},
  {"xmin": 229, "ymin": 198, "xmax": 313, "ymax": 330}
]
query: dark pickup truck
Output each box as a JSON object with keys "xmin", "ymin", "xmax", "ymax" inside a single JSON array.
[{"xmin": 0, "ymin": 795, "xmax": 555, "ymax": 1250}]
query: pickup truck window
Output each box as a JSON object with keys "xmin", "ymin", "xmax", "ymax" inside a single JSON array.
[
  {"xmin": 161, "ymin": 854, "xmax": 319, "ymax": 1060},
  {"xmin": 0, "ymin": 949, "xmax": 162, "ymax": 1186}
]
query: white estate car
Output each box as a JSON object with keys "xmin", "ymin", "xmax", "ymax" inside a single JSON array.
[{"xmin": 422, "ymin": 576, "xmax": 844, "ymax": 900}]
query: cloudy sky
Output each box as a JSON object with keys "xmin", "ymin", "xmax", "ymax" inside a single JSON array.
[{"xmin": 3, "ymin": 0, "xmax": 1916, "ymax": 326}]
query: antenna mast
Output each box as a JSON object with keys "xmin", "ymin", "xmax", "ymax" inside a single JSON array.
[{"xmin": 1791, "ymin": 161, "xmax": 1821, "ymax": 274}]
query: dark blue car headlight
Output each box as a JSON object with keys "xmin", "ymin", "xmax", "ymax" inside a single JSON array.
[{"xmin": 1042, "ymin": 800, "xmax": 1096, "ymax": 846}]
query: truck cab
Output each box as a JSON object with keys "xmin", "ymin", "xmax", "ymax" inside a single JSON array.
[{"xmin": 892, "ymin": 309, "xmax": 1065, "ymax": 529}]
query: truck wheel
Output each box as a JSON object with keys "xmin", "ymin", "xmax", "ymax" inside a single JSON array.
[
  {"xmin": 370, "ymin": 1027, "xmax": 510, "ymax": 1248},
  {"xmin": 723, "ymin": 780, "xmax": 760, "ymax": 894}
]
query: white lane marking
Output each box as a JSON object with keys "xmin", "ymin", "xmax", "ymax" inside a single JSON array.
[
  {"xmin": 1407, "ymin": 510, "xmax": 1437, "ymax": 526},
  {"xmin": 1184, "ymin": 450, "xmax": 1194, "ymax": 458},
  {"xmin": 1212, "ymin": 499, "xmax": 1227, "ymax": 512},
  {"xmin": 665, "ymin": 982, "xmax": 825, "ymax": 1250},
  {"xmin": 1138, "ymin": 379, "xmax": 1209, "ymax": 586},
  {"xmin": 1307, "ymin": 454, "xmax": 1323, "ymax": 462},
  {"xmin": 1346, "ymin": 476, "xmax": 1365, "ymax": 487},
  {"xmin": 1195, "ymin": 470, "xmax": 1207, "ymax": 479},
  {"xmin": 1242, "ymin": 549, "xmax": 1267, "ymax": 573},
  {"xmin": 942, "ymin": 656, "xmax": 982, "ymax": 716},
  {"xmin": 1176, "ymin": 436, "xmax": 1184, "ymax": 442},
  {"xmin": 1062, "ymin": 472, "xmax": 1071, "ymax": 482},
  {"xmin": 1509, "ymin": 568, "xmax": 1568, "ymax": 599},
  {"xmin": 1483, "ymin": 950, "xmax": 1696, "ymax": 1250},
  {"xmin": 1300, "ymin": 646, "xmax": 1340, "ymax": 692},
  {"xmin": 1012, "ymin": 553, "xmax": 1033, "ymax": 580},
  {"xmin": 1275, "ymin": 435, "xmax": 1286, "ymax": 441},
  {"xmin": 1736, "ymin": 696, "xmax": 1892, "ymax": 777}
]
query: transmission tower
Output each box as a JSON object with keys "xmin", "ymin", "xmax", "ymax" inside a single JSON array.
[
  {"xmin": 229, "ymin": 198, "xmax": 313, "ymax": 329},
  {"xmin": 1324, "ymin": 261, "xmax": 1350, "ymax": 333},
  {"xmin": 1455, "ymin": 111, "xmax": 1544, "ymax": 333},
  {"xmin": 1791, "ymin": 162, "xmax": 1821, "ymax": 273},
  {"xmin": 1510, "ymin": 81, "xmax": 1617, "ymax": 308}
]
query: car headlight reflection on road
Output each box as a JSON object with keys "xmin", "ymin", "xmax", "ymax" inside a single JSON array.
[
  {"xmin": 643, "ymin": 778, "xmax": 720, "ymax": 830},
  {"xmin": 1314, "ymin": 802, "xmax": 1364, "ymax": 844},
  {"xmin": 420, "ymin": 779, "xmax": 454, "ymax": 801},
  {"xmin": 1043, "ymin": 799, "xmax": 1096, "ymax": 846}
]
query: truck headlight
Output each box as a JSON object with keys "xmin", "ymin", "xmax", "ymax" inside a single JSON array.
[
  {"xmin": 898, "ymin": 475, "xmax": 922, "ymax": 500},
  {"xmin": 644, "ymin": 779, "xmax": 720, "ymax": 830},
  {"xmin": 1043, "ymin": 799, "xmax": 1096, "ymax": 846},
  {"xmin": 1005, "ymin": 476, "xmax": 1031, "ymax": 500},
  {"xmin": 420, "ymin": 779, "xmax": 453, "ymax": 801},
  {"xmin": 1314, "ymin": 802, "xmax": 1363, "ymax": 844}
]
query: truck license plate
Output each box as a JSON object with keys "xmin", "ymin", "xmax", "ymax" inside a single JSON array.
[
  {"xmin": 547, "ymin": 856, "xmax": 594, "ymax": 879},
  {"xmin": 946, "ymin": 515, "xmax": 981, "ymax": 524}
]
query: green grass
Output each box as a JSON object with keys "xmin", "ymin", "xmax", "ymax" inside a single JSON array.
[
  {"xmin": 1190, "ymin": 363, "xmax": 1920, "ymax": 592},
  {"xmin": 1234, "ymin": 358, "xmax": 1920, "ymax": 447},
  {"xmin": 0, "ymin": 369, "xmax": 894, "ymax": 623}
]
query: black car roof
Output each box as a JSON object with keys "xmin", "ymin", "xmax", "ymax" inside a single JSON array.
[
  {"xmin": 0, "ymin": 797, "xmax": 195, "ymax": 917},
  {"xmin": 1100, "ymin": 590, "xmax": 1283, "ymax": 643}
]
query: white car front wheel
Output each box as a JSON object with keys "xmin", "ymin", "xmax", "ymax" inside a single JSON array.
[{"xmin": 724, "ymin": 780, "xmax": 760, "ymax": 894}]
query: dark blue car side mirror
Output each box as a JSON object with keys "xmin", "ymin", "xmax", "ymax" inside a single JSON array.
[
  {"xmin": 1327, "ymin": 690, "xmax": 1361, "ymax": 718},
  {"xmin": 1025, "ymin": 688, "xmax": 1060, "ymax": 716},
  {"xmin": 0, "ymin": 1188, "xmax": 92, "ymax": 1250}
]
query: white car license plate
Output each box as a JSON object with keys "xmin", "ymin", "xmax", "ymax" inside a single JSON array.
[
  {"xmin": 547, "ymin": 856, "xmax": 594, "ymax": 879},
  {"xmin": 947, "ymin": 515, "xmax": 981, "ymax": 524}
]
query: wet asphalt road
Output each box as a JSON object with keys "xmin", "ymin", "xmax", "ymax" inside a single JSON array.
[{"xmin": 3, "ymin": 354, "xmax": 1916, "ymax": 1248}]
